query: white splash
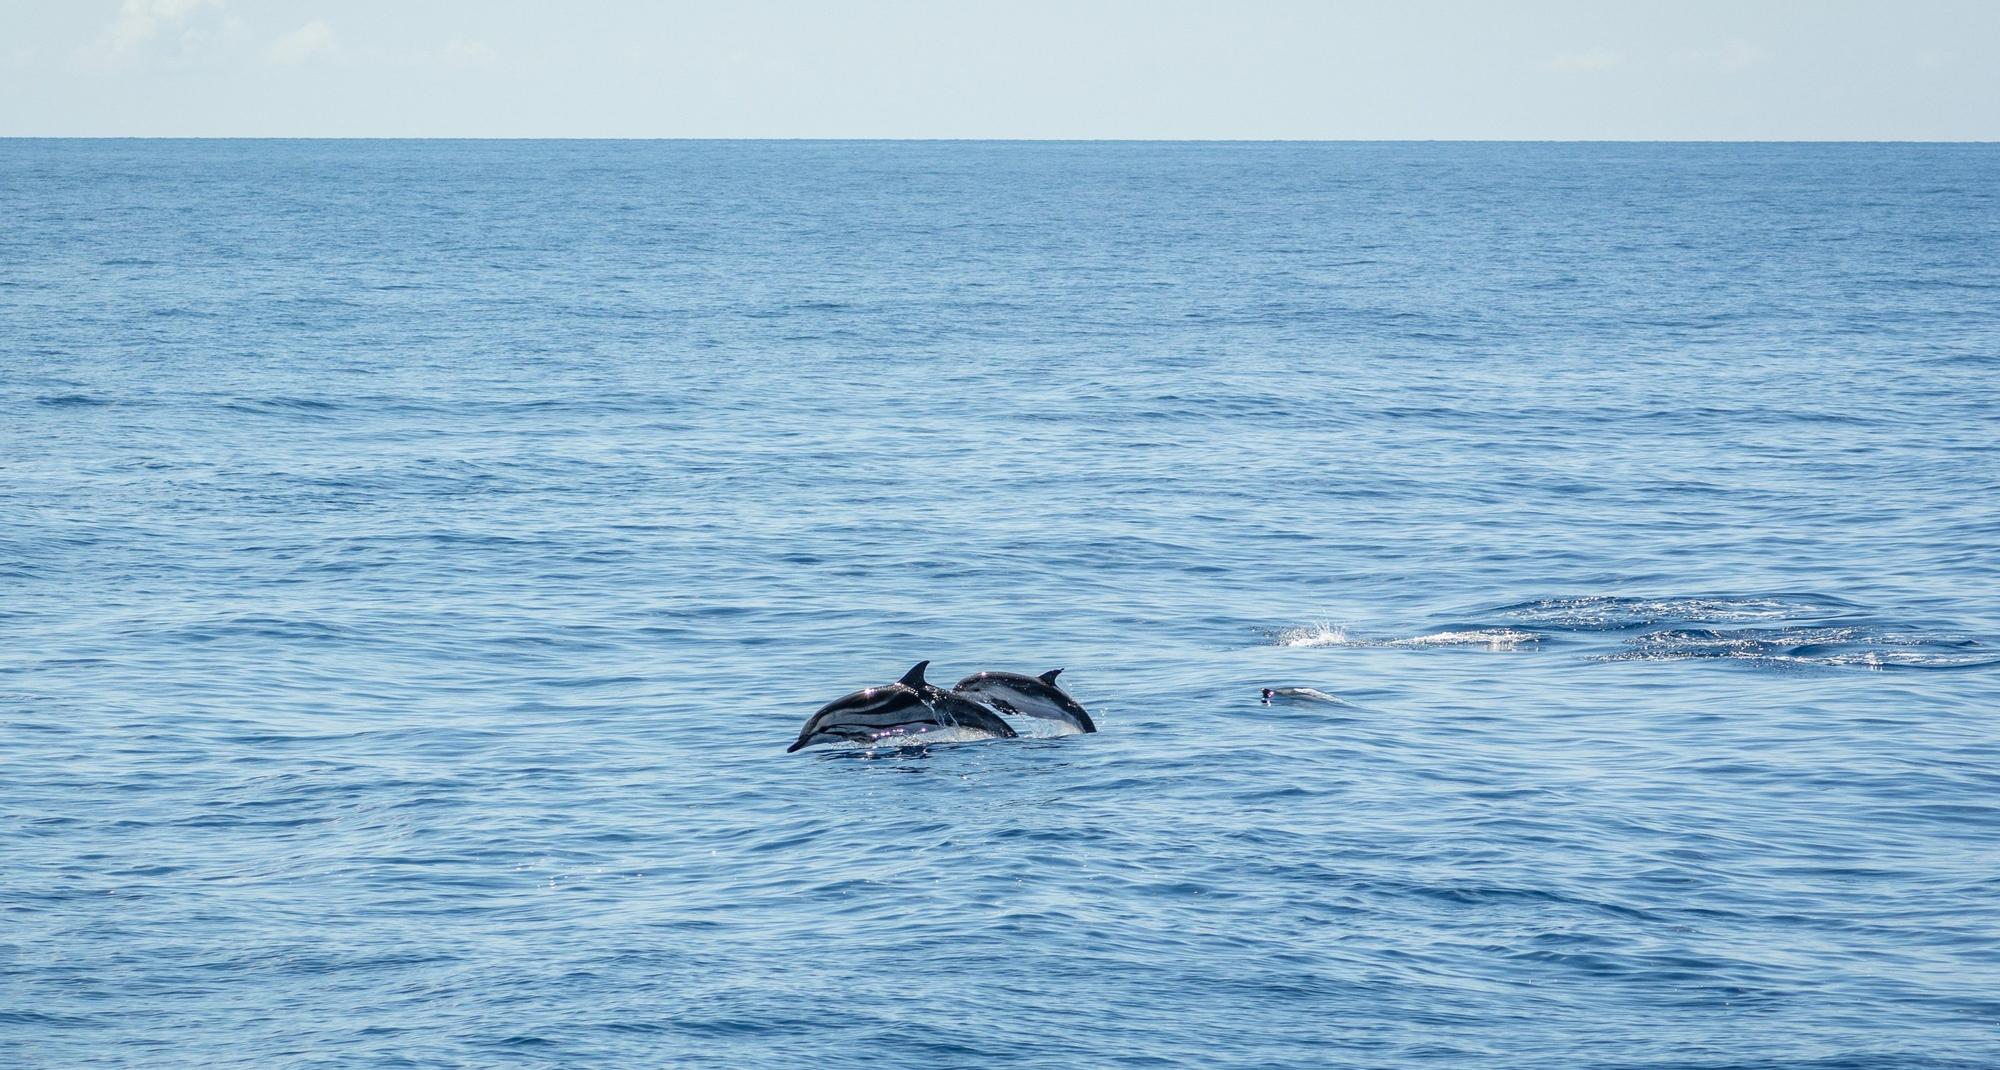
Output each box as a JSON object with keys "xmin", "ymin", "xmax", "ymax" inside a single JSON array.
[
  {"xmin": 1274, "ymin": 623, "xmax": 1543, "ymax": 650},
  {"xmin": 1275, "ymin": 622, "xmax": 1352, "ymax": 648},
  {"xmin": 1387, "ymin": 628, "xmax": 1544, "ymax": 651}
]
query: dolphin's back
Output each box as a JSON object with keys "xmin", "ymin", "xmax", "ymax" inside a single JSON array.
[
  {"xmin": 788, "ymin": 681, "xmax": 1019, "ymax": 752},
  {"xmin": 788, "ymin": 684, "xmax": 930, "ymax": 752},
  {"xmin": 951, "ymin": 670, "xmax": 1098, "ymax": 734},
  {"xmin": 806, "ymin": 684, "xmax": 925, "ymax": 725}
]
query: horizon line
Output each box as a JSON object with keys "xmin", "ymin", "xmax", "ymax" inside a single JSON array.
[{"xmin": 4, "ymin": 136, "xmax": 1997, "ymax": 144}]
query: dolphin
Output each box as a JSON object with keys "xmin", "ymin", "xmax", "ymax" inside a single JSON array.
[
  {"xmin": 1261, "ymin": 686, "xmax": 1344, "ymax": 705},
  {"xmin": 952, "ymin": 668, "xmax": 1097, "ymax": 734},
  {"xmin": 788, "ymin": 661, "xmax": 1018, "ymax": 752}
]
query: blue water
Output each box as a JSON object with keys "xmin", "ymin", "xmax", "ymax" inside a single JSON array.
[{"xmin": 5, "ymin": 141, "xmax": 1999, "ymax": 1068}]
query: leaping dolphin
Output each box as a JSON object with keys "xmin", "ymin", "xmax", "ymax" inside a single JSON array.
[
  {"xmin": 788, "ymin": 661, "xmax": 1018, "ymax": 752},
  {"xmin": 952, "ymin": 668, "xmax": 1097, "ymax": 734}
]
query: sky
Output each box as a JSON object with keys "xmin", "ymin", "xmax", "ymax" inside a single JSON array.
[{"xmin": 3, "ymin": 0, "xmax": 1997, "ymax": 139}]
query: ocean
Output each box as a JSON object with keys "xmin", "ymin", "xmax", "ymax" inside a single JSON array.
[{"xmin": 4, "ymin": 140, "xmax": 1998, "ymax": 1068}]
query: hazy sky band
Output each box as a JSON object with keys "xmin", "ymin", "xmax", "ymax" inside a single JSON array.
[{"xmin": 3, "ymin": 0, "xmax": 1997, "ymax": 139}]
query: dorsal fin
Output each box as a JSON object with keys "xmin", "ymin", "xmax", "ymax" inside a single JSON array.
[
  {"xmin": 898, "ymin": 661, "xmax": 931, "ymax": 689},
  {"xmin": 1038, "ymin": 668, "xmax": 1064, "ymax": 686}
]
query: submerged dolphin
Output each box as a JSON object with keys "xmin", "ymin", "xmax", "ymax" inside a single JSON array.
[
  {"xmin": 952, "ymin": 668, "xmax": 1097, "ymax": 734},
  {"xmin": 788, "ymin": 661, "xmax": 1018, "ymax": 752},
  {"xmin": 1261, "ymin": 686, "xmax": 1344, "ymax": 705}
]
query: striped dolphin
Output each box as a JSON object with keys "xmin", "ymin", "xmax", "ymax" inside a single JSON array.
[
  {"xmin": 787, "ymin": 661, "xmax": 1018, "ymax": 753},
  {"xmin": 952, "ymin": 668, "xmax": 1097, "ymax": 734}
]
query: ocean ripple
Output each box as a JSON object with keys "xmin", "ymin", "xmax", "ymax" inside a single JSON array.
[
  {"xmin": 1602, "ymin": 626, "xmax": 1998, "ymax": 670},
  {"xmin": 6, "ymin": 140, "xmax": 1998, "ymax": 1070}
]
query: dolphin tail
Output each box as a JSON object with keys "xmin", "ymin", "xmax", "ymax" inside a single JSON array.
[{"xmin": 898, "ymin": 661, "xmax": 931, "ymax": 689}]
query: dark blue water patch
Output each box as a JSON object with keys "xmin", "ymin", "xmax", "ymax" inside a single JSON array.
[{"xmin": 1602, "ymin": 626, "xmax": 1998, "ymax": 671}]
